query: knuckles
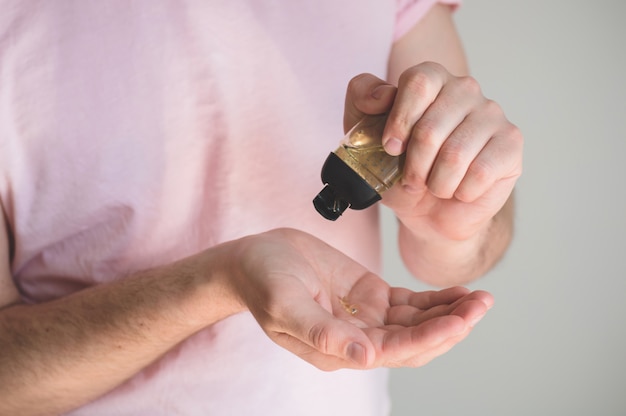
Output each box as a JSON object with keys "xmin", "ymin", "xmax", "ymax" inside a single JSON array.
[
  {"xmin": 467, "ymin": 158, "xmax": 496, "ymax": 185},
  {"xmin": 357, "ymin": 62, "xmax": 524, "ymax": 203},
  {"xmin": 306, "ymin": 321, "xmax": 330, "ymax": 352},
  {"xmin": 455, "ymin": 75, "xmax": 482, "ymax": 95},
  {"xmin": 398, "ymin": 64, "xmax": 482, "ymax": 101},
  {"xmin": 504, "ymin": 123, "xmax": 525, "ymax": 153},
  {"xmin": 437, "ymin": 141, "xmax": 466, "ymax": 169},
  {"xmin": 412, "ymin": 116, "xmax": 439, "ymax": 149},
  {"xmin": 398, "ymin": 62, "xmax": 445, "ymax": 99},
  {"xmin": 481, "ymin": 98, "xmax": 504, "ymax": 118},
  {"xmin": 400, "ymin": 69, "xmax": 435, "ymax": 99}
]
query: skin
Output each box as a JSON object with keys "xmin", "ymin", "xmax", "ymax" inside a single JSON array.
[
  {"xmin": 345, "ymin": 5, "xmax": 523, "ymax": 286},
  {"xmin": 0, "ymin": 4, "xmax": 519, "ymax": 415}
]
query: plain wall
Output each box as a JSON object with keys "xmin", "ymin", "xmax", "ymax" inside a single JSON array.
[{"xmin": 384, "ymin": 1, "xmax": 626, "ymax": 415}]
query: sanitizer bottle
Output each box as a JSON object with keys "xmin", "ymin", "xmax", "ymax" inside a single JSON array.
[{"xmin": 313, "ymin": 113, "xmax": 404, "ymax": 220}]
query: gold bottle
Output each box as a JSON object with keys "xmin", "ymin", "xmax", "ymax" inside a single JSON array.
[{"xmin": 313, "ymin": 113, "xmax": 404, "ymax": 220}]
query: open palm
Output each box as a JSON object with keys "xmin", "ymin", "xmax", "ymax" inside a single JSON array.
[{"xmin": 232, "ymin": 228, "xmax": 493, "ymax": 371}]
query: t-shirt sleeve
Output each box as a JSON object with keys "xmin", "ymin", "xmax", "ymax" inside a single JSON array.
[{"xmin": 394, "ymin": 0, "xmax": 462, "ymax": 41}]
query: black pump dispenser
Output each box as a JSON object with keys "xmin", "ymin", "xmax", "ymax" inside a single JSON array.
[{"xmin": 313, "ymin": 152, "xmax": 381, "ymax": 220}]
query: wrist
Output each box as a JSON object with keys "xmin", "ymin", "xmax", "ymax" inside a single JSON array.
[
  {"xmin": 171, "ymin": 240, "xmax": 248, "ymax": 331},
  {"xmin": 399, "ymin": 220, "xmax": 489, "ymax": 283}
]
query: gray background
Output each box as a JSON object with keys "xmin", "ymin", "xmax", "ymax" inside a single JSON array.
[{"xmin": 384, "ymin": 1, "xmax": 626, "ymax": 415}]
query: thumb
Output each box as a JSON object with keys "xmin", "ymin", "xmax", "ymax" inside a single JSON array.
[
  {"xmin": 344, "ymin": 73, "xmax": 397, "ymax": 133},
  {"xmin": 280, "ymin": 296, "xmax": 374, "ymax": 367}
]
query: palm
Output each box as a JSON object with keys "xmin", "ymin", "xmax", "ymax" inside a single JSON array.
[{"xmin": 237, "ymin": 228, "xmax": 492, "ymax": 371}]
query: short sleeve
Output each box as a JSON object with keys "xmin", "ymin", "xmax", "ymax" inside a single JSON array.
[{"xmin": 394, "ymin": 0, "xmax": 462, "ymax": 41}]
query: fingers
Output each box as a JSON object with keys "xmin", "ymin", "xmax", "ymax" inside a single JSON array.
[
  {"xmin": 389, "ymin": 285, "xmax": 470, "ymax": 309},
  {"xmin": 376, "ymin": 61, "xmax": 523, "ymax": 203},
  {"xmin": 366, "ymin": 314, "xmax": 468, "ymax": 368},
  {"xmin": 272, "ymin": 332, "xmax": 368, "ymax": 371},
  {"xmin": 370, "ymin": 289, "xmax": 493, "ymax": 368},
  {"xmin": 390, "ymin": 317, "xmax": 471, "ymax": 368},
  {"xmin": 343, "ymin": 73, "xmax": 397, "ymax": 133},
  {"xmin": 263, "ymin": 293, "xmax": 375, "ymax": 370},
  {"xmin": 264, "ymin": 286, "xmax": 492, "ymax": 371},
  {"xmin": 449, "ymin": 296, "xmax": 490, "ymax": 328},
  {"xmin": 452, "ymin": 125, "xmax": 524, "ymax": 202},
  {"xmin": 422, "ymin": 98, "xmax": 500, "ymax": 199},
  {"xmin": 387, "ymin": 287, "xmax": 493, "ymax": 328},
  {"xmin": 382, "ymin": 62, "xmax": 452, "ymax": 157}
]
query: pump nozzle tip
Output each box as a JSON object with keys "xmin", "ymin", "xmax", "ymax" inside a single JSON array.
[{"xmin": 313, "ymin": 185, "xmax": 349, "ymax": 221}]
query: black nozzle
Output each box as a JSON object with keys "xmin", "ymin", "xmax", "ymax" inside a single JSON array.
[
  {"xmin": 313, "ymin": 152, "xmax": 381, "ymax": 221},
  {"xmin": 313, "ymin": 185, "xmax": 350, "ymax": 221}
]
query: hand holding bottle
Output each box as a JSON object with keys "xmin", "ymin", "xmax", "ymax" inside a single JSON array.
[{"xmin": 343, "ymin": 62, "xmax": 523, "ymax": 243}]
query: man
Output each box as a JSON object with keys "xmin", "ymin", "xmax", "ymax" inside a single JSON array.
[{"xmin": 0, "ymin": 1, "xmax": 522, "ymax": 414}]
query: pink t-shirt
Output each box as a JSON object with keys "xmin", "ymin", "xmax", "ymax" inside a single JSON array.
[{"xmin": 0, "ymin": 1, "xmax": 458, "ymax": 414}]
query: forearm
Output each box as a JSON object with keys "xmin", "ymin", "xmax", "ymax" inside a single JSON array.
[
  {"xmin": 0, "ymin": 243, "xmax": 243, "ymax": 415},
  {"xmin": 398, "ymin": 194, "xmax": 515, "ymax": 287}
]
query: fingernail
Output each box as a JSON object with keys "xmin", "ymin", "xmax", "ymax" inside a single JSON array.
[
  {"xmin": 347, "ymin": 342, "xmax": 366, "ymax": 365},
  {"xmin": 383, "ymin": 137, "xmax": 403, "ymax": 156}
]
